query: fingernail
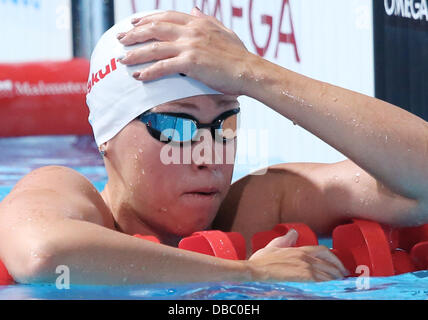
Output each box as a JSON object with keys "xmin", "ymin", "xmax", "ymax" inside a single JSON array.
[
  {"xmin": 117, "ymin": 32, "xmax": 126, "ymax": 40},
  {"xmin": 131, "ymin": 17, "xmax": 142, "ymax": 25},
  {"xmin": 117, "ymin": 54, "xmax": 126, "ymax": 62},
  {"xmin": 133, "ymin": 72, "xmax": 141, "ymax": 79}
]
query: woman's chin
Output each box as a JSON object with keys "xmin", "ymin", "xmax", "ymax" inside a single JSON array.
[{"xmin": 168, "ymin": 213, "xmax": 216, "ymax": 237}]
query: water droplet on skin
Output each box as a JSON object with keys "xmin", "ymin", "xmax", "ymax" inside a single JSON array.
[
  {"xmin": 354, "ymin": 175, "xmax": 360, "ymax": 183},
  {"xmin": 281, "ymin": 90, "xmax": 293, "ymax": 99},
  {"xmin": 237, "ymin": 73, "xmax": 243, "ymax": 78},
  {"xmin": 134, "ymin": 154, "xmax": 138, "ymax": 160},
  {"xmin": 141, "ymin": 169, "xmax": 145, "ymax": 175},
  {"xmin": 385, "ymin": 135, "xmax": 388, "ymax": 142},
  {"xmin": 334, "ymin": 175, "xmax": 339, "ymax": 181},
  {"xmin": 138, "ymin": 149, "xmax": 143, "ymax": 154}
]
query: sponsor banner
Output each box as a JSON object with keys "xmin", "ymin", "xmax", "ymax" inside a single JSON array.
[
  {"xmin": 384, "ymin": 0, "xmax": 428, "ymax": 28},
  {"xmin": 114, "ymin": 0, "xmax": 375, "ymax": 165},
  {"xmin": 0, "ymin": 59, "xmax": 92, "ymax": 137},
  {"xmin": 0, "ymin": 0, "xmax": 72, "ymax": 62},
  {"xmin": 0, "ymin": 81, "xmax": 86, "ymax": 98},
  {"xmin": 374, "ymin": 0, "xmax": 428, "ymax": 121}
]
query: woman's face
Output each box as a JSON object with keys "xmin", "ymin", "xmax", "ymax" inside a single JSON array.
[{"xmin": 104, "ymin": 94, "xmax": 239, "ymax": 237}]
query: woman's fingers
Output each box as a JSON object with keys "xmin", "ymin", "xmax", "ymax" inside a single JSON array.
[
  {"xmin": 119, "ymin": 41, "xmax": 181, "ymax": 66},
  {"xmin": 302, "ymin": 246, "xmax": 350, "ymax": 277},
  {"xmin": 118, "ymin": 22, "xmax": 183, "ymax": 46},
  {"xmin": 190, "ymin": 7, "xmax": 205, "ymax": 17},
  {"xmin": 313, "ymin": 270, "xmax": 336, "ymax": 282},
  {"xmin": 135, "ymin": 56, "xmax": 188, "ymax": 81},
  {"xmin": 189, "ymin": 7, "xmax": 227, "ymax": 28},
  {"xmin": 263, "ymin": 236, "xmax": 348, "ymax": 279},
  {"xmin": 314, "ymin": 248, "xmax": 350, "ymax": 277},
  {"xmin": 247, "ymin": 245, "xmax": 351, "ymax": 282},
  {"xmin": 117, "ymin": 9, "xmax": 253, "ymax": 95},
  {"xmin": 308, "ymin": 257, "xmax": 346, "ymax": 279}
]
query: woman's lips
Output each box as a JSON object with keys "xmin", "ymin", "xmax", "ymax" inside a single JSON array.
[{"xmin": 182, "ymin": 188, "xmax": 220, "ymax": 198}]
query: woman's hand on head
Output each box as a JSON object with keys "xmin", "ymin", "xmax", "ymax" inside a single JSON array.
[
  {"xmin": 247, "ymin": 230, "xmax": 349, "ymax": 282},
  {"xmin": 117, "ymin": 8, "xmax": 256, "ymax": 95}
]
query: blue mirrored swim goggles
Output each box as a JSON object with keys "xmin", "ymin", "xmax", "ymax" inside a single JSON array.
[{"xmin": 137, "ymin": 108, "xmax": 241, "ymax": 144}]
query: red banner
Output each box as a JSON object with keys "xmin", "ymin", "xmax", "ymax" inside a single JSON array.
[{"xmin": 0, "ymin": 59, "xmax": 92, "ymax": 137}]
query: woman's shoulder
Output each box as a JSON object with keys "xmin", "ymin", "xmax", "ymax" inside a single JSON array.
[
  {"xmin": 13, "ymin": 166, "xmax": 95, "ymax": 194},
  {"xmin": 1, "ymin": 166, "xmax": 114, "ymax": 228}
]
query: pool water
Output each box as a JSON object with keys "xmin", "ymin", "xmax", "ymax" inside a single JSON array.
[
  {"xmin": 0, "ymin": 272, "xmax": 427, "ymax": 300},
  {"xmin": 1, "ymin": 135, "xmax": 427, "ymax": 300}
]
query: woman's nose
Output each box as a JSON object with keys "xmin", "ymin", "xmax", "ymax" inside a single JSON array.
[{"xmin": 190, "ymin": 129, "xmax": 231, "ymax": 169}]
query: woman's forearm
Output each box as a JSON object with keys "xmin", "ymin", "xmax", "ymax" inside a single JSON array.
[
  {"xmin": 244, "ymin": 55, "xmax": 428, "ymax": 201},
  {"xmin": 18, "ymin": 219, "xmax": 250, "ymax": 285}
]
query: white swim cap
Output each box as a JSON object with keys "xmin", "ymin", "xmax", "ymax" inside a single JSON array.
[{"xmin": 86, "ymin": 10, "xmax": 220, "ymax": 147}]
